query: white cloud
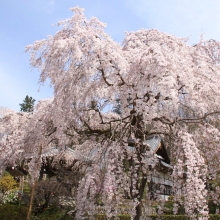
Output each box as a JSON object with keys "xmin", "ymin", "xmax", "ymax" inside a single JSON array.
[{"xmin": 125, "ymin": 0, "xmax": 220, "ymax": 44}]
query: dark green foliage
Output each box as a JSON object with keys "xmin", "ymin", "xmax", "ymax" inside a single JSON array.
[
  {"xmin": 33, "ymin": 205, "xmax": 74, "ymax": 220},
  {"xmin": 19, "ymin": 95, "xmax": 36, "ymax": 112},
  {"xmin": 0, "ymin": 204, "xmax": 28, "ymax": 220},
  {"xmin": 1, "ymin": 205, "xmax": 220, "ymax": 220},
  {"xmin": 163, "ymin": 200, "xmax": 173, "ymax": 215},
  {"xmin": 210, "ymin": 215, "xmax": 220, "ymax": 220},
  {"xmin": 208, "ymin": 199, "xmax": 220, "ymax": 214}
]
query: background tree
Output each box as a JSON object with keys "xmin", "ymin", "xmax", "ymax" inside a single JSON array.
[
  {"xmin": 0, "ymin": 99, "xmax": 57, "ymax": 220},
  {"xmin": 19, "ymin": 95, "xmax": 36, "ymax": 112}
]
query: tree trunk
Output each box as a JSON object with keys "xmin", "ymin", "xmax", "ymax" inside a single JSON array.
[
  {"xmin": 134, "ymin": 178, "xmax": 147, "ymax": 220},
  {"xmin": 130, "ymin": 112, "xmax": 146, "ymax": 220},
  {"xmin": 134, "ymin": 202, "xmax": 142, "ymax": 220}
]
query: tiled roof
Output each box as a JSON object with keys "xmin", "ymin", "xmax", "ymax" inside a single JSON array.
[{"xmin": 146, "ymin": 136, "xmax": 161, "ymax": 152}]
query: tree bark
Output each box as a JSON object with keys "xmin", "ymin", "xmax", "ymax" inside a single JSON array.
[
  {"xmin": 134, "ymin": 178, "xmax": 147, "ymax": 220},
  {"xmin": 134, "ymin": 203, "xmax": 142, "ymax": 220},
  {"xmin": 131, "ymin": 113, "xmax": 146, "ymax": 220}
]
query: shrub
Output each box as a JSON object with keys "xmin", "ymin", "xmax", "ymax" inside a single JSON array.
[
  {"xmin": 163, "ymin": 201, "xmax": 173, "ymax": 215},
  {"xmin": 0, "ymin": 172, "xmax": 18, "ymax": 193},
  {"xmin": 2, "ymin": 190, "xmax": 20, "ymax": 204},
  {"xmin": 0, "ymin": 204, "xmax": 28, "ymax": 220},
  {"xmin": 210, "ymin": 214, "xmax": 220, "ymax": 220},
  {"xmin": 208, "ymin": 199, "xmax": 220, "ymax": 214},
  {"xmin": 33, "ymin": 205, "xmax": 74, "ymax": 220}
]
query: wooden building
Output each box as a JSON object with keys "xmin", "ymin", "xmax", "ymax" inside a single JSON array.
[{"xmin": 146, "ymin": 135, "xmax": 173, "ymax": 200}]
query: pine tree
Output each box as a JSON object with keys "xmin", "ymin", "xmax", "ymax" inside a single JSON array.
[{"xmin": 19, "ymin": 95, "xmax": 36, "ymax": 112}]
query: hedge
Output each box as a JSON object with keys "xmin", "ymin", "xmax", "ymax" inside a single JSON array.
[
  {"xmin": 1, "ymin": 205, "xmax": 220, "ymax": 220},
  {"xmin": 0, "ymin": 204, "xmax": 73, "ymax": 220},
  {"xmin": 0, "ymin": 204, "xmax": 28, "ymax": 220},
  {"xmin": 95, "ymin": 214, "xmax": 130, "ymax": 220},
  {"xmin": 95, "ymin": 214, "xmax": 220, "ymax": 220},
  {"xmin": 31, "ymin": 205, "xmax": 74, "ymax": 220}
]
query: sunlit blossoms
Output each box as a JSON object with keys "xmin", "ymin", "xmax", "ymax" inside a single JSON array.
[{"xmin": 1, "ymin": 6, "xmax": 220, "ymax": 220}]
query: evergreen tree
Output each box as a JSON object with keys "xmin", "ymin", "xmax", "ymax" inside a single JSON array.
[
  {"xmin": 19, "ymin": 95, "xmax": 36, "ymax": 112},
  {"xmin": 89, "ymin": 100, "xmax": 98, "ymax": 110}
]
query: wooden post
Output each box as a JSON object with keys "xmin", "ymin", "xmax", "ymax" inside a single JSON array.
[
  {"xmin": 19, "ymin": 176, "xmax": 22, "ymax": 191},
  {"xmin": 27, "ymin": 180, "xmax": 37, "ymax": 220},
  {"xmin": 21, "ymin": 176, "xmax": 24, "ymax": 193}
]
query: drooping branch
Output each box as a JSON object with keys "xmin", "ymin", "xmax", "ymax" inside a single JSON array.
[
  {"xmin": 178, "ymin": 111, "xmax": 220, "ymax": 123},
  {"xmin": 98, "ymin": 68, "xmax": 113, "ymax": 87}
]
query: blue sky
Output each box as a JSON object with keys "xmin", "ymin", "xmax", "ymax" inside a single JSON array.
[{"xmin": 1, "ymin": 0, "xmax": 220, "ymax": 111}]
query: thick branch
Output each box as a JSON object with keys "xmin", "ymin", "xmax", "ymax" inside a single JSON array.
[{"xmin": 178, "ymin": 111, "xmax": 220, "ymax": 123}]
